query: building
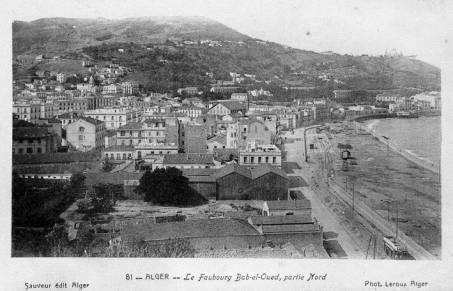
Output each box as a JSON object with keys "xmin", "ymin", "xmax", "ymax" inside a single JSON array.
[
  {"xmin": 120, "ymin": 81, "xmax": 139, "ymax": 95},
  {"xmin": 181, "ymin": 124, "xmax": 208, "ymax": 154},
  {"xmin": 103, "ymin": 145, "xmax": 135, "ymax": 161},
  {"xmin": 116, "ymin": 118, "xmax": 178, "ymax": 146},
  {"xmin": 239, "ymin": 143, "xmax": 282, "ymax": 167},
  {"xmin": 207, "ymin": 134, "xmax": 227, "ymax": 152},
  {"xmin": 84, "ymin": 107, "xmax": 142, "ymax": 129},
  {"xmin": 57, "ymin": 112, "xmax": 80, "ymax": 129},
  {"xmin": 177, "ymin": 87, "xmax": 199, "ymax": 96},
  {"xmin": 40, "ymin": 102, "xmax": 59, "ymax": 119},
  {"xmin": 174, "ymin": 105, "xmax": 206, "ymax": 118},
  {"xmin": 376, "ymin": 94, "xmax": 402, "ymax": 103},
  {"xmin": 160, "ymin": 153, "xmax": 215, "ymax": 169},
  {"xmin": 412, "ymin": 91, "xmax": 441, "ymax": 110},
  {"xmin": 333, "ymin": 90, "xmax": 354, "ymax": 100},
  {"xmin": 231, "ymin": 93, "xmax": 249, "ymax": 102},
  {"xmin": 214, "ymin": 164, "xmax": 289, "ymax": 200},
  {"xmin": 208, "ymin": 101, "xmax": 247, "ymax": 116},
  {"xmin": 13, "ymin": 126, "xmax": 59, "ymax": 154},
  {"xmin": 66, "ymin": 117, "xmax": 106, "ymax": 152},
  {"xmin": 102, "ymin": 84, "xmax": 121, "ymax": 95},
  {"xmin": 57, "ymin": 98, "xmax": 88, "ymax": 114},
  {"xmin": 76, "ymin": 83, "xmax": 99, "ymax": 94},
  {"xmin": 210, "ymin": 86, "xmax": 239, "ymax": 94},
  {"xmin": 239, "ymin": 119, "xmax": 272, "ymax": 147},
  {"xmin": 13, "ymin": 101, "xmax": 42, "ymax": 124},
  {"xmin": 56, "ymin": 73, "xmax": 66, "ymax": 83},
  {"xmin": 86, "ymin": 95, "xmax": 120, "ymax": 110}
]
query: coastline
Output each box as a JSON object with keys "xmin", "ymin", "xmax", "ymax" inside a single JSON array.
[{"xmin": 355, "ymin": 120, "xmax": 440, "ymax": 175}]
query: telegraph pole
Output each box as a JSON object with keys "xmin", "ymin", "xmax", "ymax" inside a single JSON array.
[
  {"xmin": 352, "ymin": 183, "xmax": 355, "ymax": 211},
  {"xmin": 395, "ymin": 201, "xmax": 399, "ymax": 240}
]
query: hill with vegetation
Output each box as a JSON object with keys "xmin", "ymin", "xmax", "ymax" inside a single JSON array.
[{"xmin": 13, "ymin": 17, "xmax": 441, "ymax": 92}]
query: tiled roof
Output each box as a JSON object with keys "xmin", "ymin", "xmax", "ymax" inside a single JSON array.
[
  {"xmin": 214, "ymin": 164, "xmax": 252, "ymax": 179},
  {"xmin": 85, "ymin": 171, "xmax": 143, "ymax": 188},
  {"xmin": 118, "ymin": 122, "xmax": 142, "ymax": 130},
  {"xmin": 262, "ymin": 224, "xmax": 319, "ymax": 234},
  {"xmin": 13, "ymin": 127, "xmax": 50, "ymax": 139},
  {"xmin": 103, "ymin": 145, "xmax": 135, "ymax": 152},
  {"xmin": 144, "ymin": 118, "xmax": 166, "ymax": 124},
  {"xmin": 249, "ymin": 164, "xmax": 287, "ymax": 180},
  {"xmin": 266, "ymin": 199, "xmax": 311, "ymax": 211},
  {"xmin": 207, "ymin": 134, "xmax": 226, "ymax": 144},
  {"xmin": 122, "ymin": 218, "xmax": 259, "ymax": 242},
  {"xmin": 13, "ymin": 163, "xmax": 94, "ymax": 175},
  {"xmin": 57, "ymin": 112, "xmax": 78, "ymax": 119},
  {"xmin": 79, "ymin": 116, "xmax": 104, "ymax": 125},
  {"xmin": 214, "ymin": 164, "xmax": 287, "ymax": 180},
  {"xmin": 13, "ymin": 152, "xmax": 100, "ymax": 165},
  {"xmin": 163, "ymin": 154, "xmax": 214, "ymax": 165},
  {"xmin": 210, "ymin": 101, "xmax": 247, "ymax": 112},
  {"xmin": 250, "ymin": 215, "xmax": 313, "ymax": 226}
]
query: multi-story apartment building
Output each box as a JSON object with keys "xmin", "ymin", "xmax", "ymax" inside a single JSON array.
[
  {"xmin": 13, "ymin": 126, "xmax": 59, "ymax": 154},
  {"xmin": 116, "ymin": 118, "xmax": 178, "ymax": 147},
  {"xmin": 174, "ymin": 105, "xmax": 206, "ymax": 118},
  {"xmin": 13, "ymin": 101, "xmax": 42, "ymax": 124},
  {"xmin": 76, "ymin": 83, "xmax": 100, "ymax": 94},
  {"xmin": 86, "ymin": 95, "xmax": 120, "ymax": 110},
  {"xmin": 56, "ymin": 73, "xmax": 66, "ymax": 83},
  {"xmin": 57, "ymin": 98, "xmax": 89, "ymax": 115},
  {"xmin": 239, "ymin": 143, "xmax": 282, "ymax": 167},
  {"xmin": 66, "ymin": 117, "xmax": 106, "ymax": 152},
  {"xmin": 239, "ymin": 119, "xmax": 272, "ymax": 148},
  {"xmin": 40, "ymin": 102, "xmax": 59, "ymax": 119},
  {"xmin": 84, "ymin": 107, "xmax": 142, "ymax": 129}
]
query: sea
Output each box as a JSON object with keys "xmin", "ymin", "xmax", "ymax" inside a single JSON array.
[{"xmin": 365, "ymin": 116, "xmax": 441, "ymax": 169}]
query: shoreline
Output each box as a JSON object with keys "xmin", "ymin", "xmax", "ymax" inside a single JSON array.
[{"xmin": 355, "ymin": 120, "xmax": 439, "ymax": 175}]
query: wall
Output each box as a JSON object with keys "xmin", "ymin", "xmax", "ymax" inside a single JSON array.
[
  {"xmin": 216, "ymin": 173, "xmax": 253, "ymax": 200},
  {"xmin": 189, "ymin": 182, "xmax": 216, "ymax": 199},
  {"xmin": 66, "ymin": 120, "xmax": 96, "ymax": 152}
]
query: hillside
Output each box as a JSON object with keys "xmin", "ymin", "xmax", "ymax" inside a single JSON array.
[
  {"xmin": 12, "ymin": 17, "xmax": 250, "ymax": 55},
  {"xmin": 12, "ymin": 17, "xmax": 441, "ymax": 92}
]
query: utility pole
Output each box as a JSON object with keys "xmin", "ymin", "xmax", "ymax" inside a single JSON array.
[
  {"xmin": 345, "ymin": 176, "xmax": 348, "ymax": 191},
  {"xmin": 352, "ymin": 183, "xmax": 355, "ymax": 212},
  {"xmin": 395, "ymin": 201, "xmax": 399, "ymax": 240},
  {"xmin": 373, "ymin": 235, "xmax": 377, "ymax": 259}
]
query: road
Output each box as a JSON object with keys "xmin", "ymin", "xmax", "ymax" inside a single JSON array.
[
  {"xmin": 283, "ymin": 129, "xmax": 365, "ymax": 259},
  {"xmin": 285, "ymin": 126, "xmax": 436, "ymax": 260}
]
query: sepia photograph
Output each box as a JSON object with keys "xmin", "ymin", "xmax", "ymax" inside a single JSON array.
[{"xmin": 9, "ymin": 0, "xmax": 445, "ymax": 264}]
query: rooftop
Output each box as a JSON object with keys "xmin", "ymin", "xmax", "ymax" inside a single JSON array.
[
  {"xmin": 266, "ymin": 199, "xmax": 311, "ymax": 211},
  {"xmin": 214, "ymin": 164, "xmax": 288, "ymax": 180},
  {"xmin": 121, "ymin": 218, "xmax": 260, "ymax": 242},
  {"xmin": 13, "ymin": 127, "xmax": 50, "ymax": 139},
  {"xmin": 13, "ymin": 152, "xmax": 100, "ymax": 165},
  {"xmin": 163, "ymin": 153, "xmax": 214, "ymax": 165}
]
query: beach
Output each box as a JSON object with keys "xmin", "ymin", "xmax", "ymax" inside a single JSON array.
[{"xmin": 328, "ymin": 120, "xmax": 441, "ymax": 257}]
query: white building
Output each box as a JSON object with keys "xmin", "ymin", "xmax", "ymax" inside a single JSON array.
[
  {"xmin": 239, "ymin": 142, "xmax": 282, "ymax": 167},
  {"xmin": 84, "ymin": 107, "xmax": 142, "ymax": 129}
]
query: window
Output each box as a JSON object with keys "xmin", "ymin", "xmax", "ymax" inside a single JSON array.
[
  {"xmin": 79, "ymin": 127, "xmax": 85, "ymax": 132},
  {"xmin": 117, "ymin": 153, "xmax": 121, "ymax": 160},
  {"xmin": 111, "ymin": 154, "xmax": 114, "ymax": 159},
  {"xmin": 243, "ymin": 157, "xmax": 247, "ymax": 163},
  {"xmin": 258, "ymin": 157, "xmax": 262, "ymax": 163},
  {"xmin": 37, "ymin": 148, "xmax": 42, "ymax": 153},
  {"xmin": 120, "ymin": 131, "xmax": 125, "ymax": 136},
  {"xmin": 26, "ymin": 148, "xmax": 33, "ymax": 153},
  {"xmin": 19, "ymin": 148, "xmax": 23, "ymax": 154},
  {"xmin": 251, "ymin": 157, "xmax": 254, "ymax": 163},
  {"xmin": 79, "ymin": 135, "xmax": 84, "ymax": 141},
  {"xmin": 123, "ymin": 153, "xmax": 127, "ymax": 160},
  {"xmin": 265, "ymin": 157, "xmax": 269, "ymax": 163},
  {"xmin": 273, "ymin": 157, "xmax": 276, "ymax": 164}
]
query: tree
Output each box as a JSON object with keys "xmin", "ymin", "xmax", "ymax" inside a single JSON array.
[
  {"xmin": 102, "ymin": 158, "xmax": 114, "ymax": 172},
  {"xmin": 70, "ymin": 172, "xmax": 86, "ymax": 194},
  {"xmin": 135, "ymin": 168, "xmax": 206, "ymax": 207}
]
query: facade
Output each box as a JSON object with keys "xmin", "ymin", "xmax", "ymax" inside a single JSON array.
[
  {"xmin": 174, "ymin": 105, "xmax": 206, "ymax": 118},
  {"xmin": 239, "ymin": 119, "xmax": 272, "ymax": 147},
  {"xmin": 160, "ymin": 153, "xmax": 215, "ymax": 169},
  {"xmin": 263, "ymin": 199, "xmax": 312, "ymax": 217},
  {"xmin": 231, "ymin": 93, "xmax": 249, "ymax": 102},
  {"xmin": 116, "ymin": 118, "xmax": 178, "ymax": 146},
  {"xmin": 120, "ymin": 81, "xmax": 139, "ymax": 95},
  {"xmin": 207, "ymin": 134, "xmax": 226, "ymax": 152},
  {"xmin": 57, "ymin": 98, "xmax": 89, "ymax": 114},
  {"xmin": 66, "ymin": 117, "xmax": 106, "ymax": 151},
  {"xmin": 177, "ymin": 87, "xmax": 199, "ymax": 96},
  {"xmin": 239, "ymin": 143, "xmax": 282, "ymax": 167},
  {"xmin": 181, "ymin": 124, "xmax": 208, "ymax": 154},
  {"xmin": 13, "ymin": 126, "xmax": 59, "ymax": 154},
  {"xmin": 208, "ymin": 101, "xmax": 247, "ymax": 116},
  {"xmin": 84, "ymin": 107, "xmax": 142, "ymax": 129},
  {"xmin": 13, "ymin": 101, "xmax": 42, "ymax": 124}
]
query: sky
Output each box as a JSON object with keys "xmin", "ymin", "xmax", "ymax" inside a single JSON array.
[{"xmin": 8, "ymin": 0, "xmax": 452, "ymax": 67}]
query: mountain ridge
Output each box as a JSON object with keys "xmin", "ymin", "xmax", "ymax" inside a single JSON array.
[{"xmin": 12, "ymin": 17, "xmax": 440, "ymax": 91}]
